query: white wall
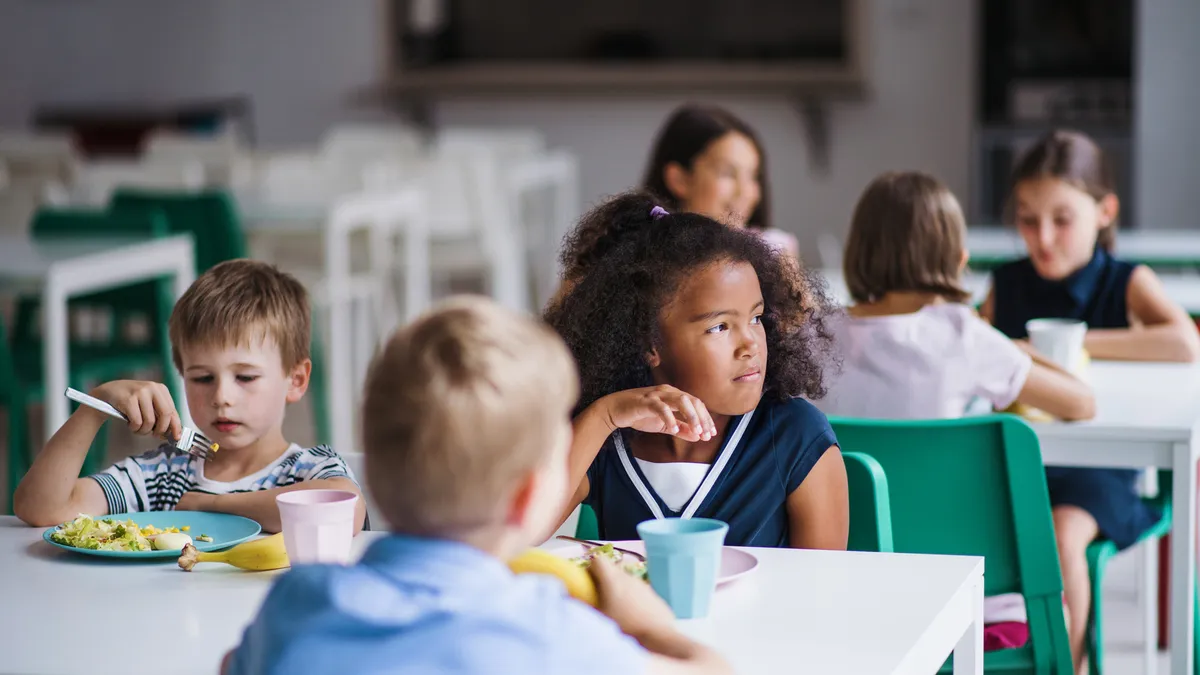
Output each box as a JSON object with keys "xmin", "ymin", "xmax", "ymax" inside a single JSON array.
[
  {"xmin": 0, "ymin": 0, "xmax": 977, "ymax": 257},
  {"xmin": 1135, "ymin": 0, "xmax": 1200, "ymax": 230}
]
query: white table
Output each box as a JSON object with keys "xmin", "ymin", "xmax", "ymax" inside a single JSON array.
[
  {"xmin": 0, "ymin": 520, "xmax": 984, "ymax": 675},
  {"xmin": 1033, "ymin": 361, "xmax": 1200, "ymax": 675},
  {"xmin": 817, "ymin": 268, "xmax": 1200, "ymax": 316},
  {"xmin": 968, "ymin": 226, "xmax": 1200, "ymax": 267},
  {"xmin": 0, "ymin": 234, "xmax": 196, "ymax": 439}
]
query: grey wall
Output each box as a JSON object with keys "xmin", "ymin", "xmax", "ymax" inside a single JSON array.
[{"xmin": 0, "ymin": 0, "xmax": 977, "ymax": 258}]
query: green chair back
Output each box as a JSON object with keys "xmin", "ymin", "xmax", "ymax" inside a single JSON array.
[
  {"xmin": 575, "ymin": 503, "xmax": 600, "ymax": 540},
  {"xmin": 830, "ymin": 414, "xmax": 1073, "ymax": 675},
  {"xmin": 109, "ymin": 189, "xmax": 247, "ymax": 272},
  {"xmin": 0, "ymin": 314, "xmax": 31, "ymax": 514},
  {"xmin": 844, "ymin": 451, "xmax": 894, "ymax": 553}
]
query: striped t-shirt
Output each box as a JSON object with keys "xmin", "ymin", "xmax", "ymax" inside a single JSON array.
[{"xmin": 89, "ymin": 443, "xmax": 356, "ymax": 515}]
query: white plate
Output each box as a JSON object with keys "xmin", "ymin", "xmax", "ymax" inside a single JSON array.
[{"xmin": 546, "ymin": 539, "xmax": 759, "ymax": 586}]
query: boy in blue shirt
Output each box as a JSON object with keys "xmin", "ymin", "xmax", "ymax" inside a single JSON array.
[{"xmin": 224, "ymin": 297, "xmax": 730, "ymax": 675}]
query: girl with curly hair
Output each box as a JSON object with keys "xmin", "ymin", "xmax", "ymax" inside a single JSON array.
[{"xmin": 545, "ymin": 192, "xmax": 847, "ymax": 549}]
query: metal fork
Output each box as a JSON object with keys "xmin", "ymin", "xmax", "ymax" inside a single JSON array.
[
  {"xmin": 555, "ymin": 535, "xmax": 647, "ymax": 562},
  {"xmin": 64, "ymin": 388, "xmax": 219, "ymax": 461}
]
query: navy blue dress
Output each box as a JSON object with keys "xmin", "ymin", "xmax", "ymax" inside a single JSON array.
[
  {"xmin": 585, "ymin": 396, "xmax": 837, "ymax": 548},
  {"xmin": 993, "ymin": 248, "xmax": 1160, "ymax": 549}
]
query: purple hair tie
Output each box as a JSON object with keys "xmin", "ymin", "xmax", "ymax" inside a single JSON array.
[{"xmin": 650, "ymin": 206, "xmax": 670, "ymax": 220}]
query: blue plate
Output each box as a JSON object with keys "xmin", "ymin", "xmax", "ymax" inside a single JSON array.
[{"xmin": 42, "ymin": 512, "xmax": 261, "ymax": 559}]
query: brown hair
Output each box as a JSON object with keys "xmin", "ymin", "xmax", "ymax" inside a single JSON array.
[
  {"xmin": 843, "ymin": 172, "xmax": 970, "ymax": 304},
  {"xmin": 1010, "ymin": 129, "xmax": 1118, "ymax": 250},
  {"xmin": 642, "ymin": 103, "xmax": 772, "ymax": 230},
  {"xmin": 168, "ymin": 259, "xmax": 311, "ymax": 371},
  {"xmin": 361, "ymin": 296, "xmax": 579, "ymax": 537}
]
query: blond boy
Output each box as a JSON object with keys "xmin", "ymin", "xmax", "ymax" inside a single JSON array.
[
  {"xmin": 15, "ymin": 260, "xmax": 366, "ymax": 533},
  {"xmin": 224, "ymin": 297, "xmax": 730, "ymax": 675}
]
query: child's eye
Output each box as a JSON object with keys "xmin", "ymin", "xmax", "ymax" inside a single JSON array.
[
  {"xmin": 1054, "ymin": 217, "xmax": 1072, "ymax": 228},
  {"xmin": 751, "ymin": 314, "xmax": 764, "ymax": 325},
  {"xmin": 705, "ymin": 323, "xmax": 728, "ymax": 334},
  {"xmin": 236, "ymin": 375, "xmax": 260, "ymax": 383},
  {"xmin": 1016, "ymin": 216, "xmax": 1038, "ymax": 229},
  {"xmin": 189, "ymin": 375, "xmax": 214, "ymax": 384}
]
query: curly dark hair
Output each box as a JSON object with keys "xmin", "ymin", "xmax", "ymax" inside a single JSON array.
[{"xmin": 546, "ymin": 192, "xmax": 838, "ymax": 413}]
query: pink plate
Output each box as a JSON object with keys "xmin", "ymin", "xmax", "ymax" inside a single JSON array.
[{"xmin": 547, "ymin": 540, "xmax": 759, "ymax": 586}]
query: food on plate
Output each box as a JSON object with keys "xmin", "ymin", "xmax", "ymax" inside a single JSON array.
[
  {"xmin": 572, "ymin": 543, "xmax": 648, "ymax": 580},
  {"xmin": 178, "ymin": 533, "xmax": 289, "ymax": 572},
  {"xmin": 508, "ymin": 549, "xmax": 598, "ymax": 606},
  {"xmin": 196, "ymin": 534, "xmax": 214, "ymax": 543},
  {"xmin": 49, "ymin": 515, "xmax": 189, "ymax": 552},
  {"xmin": 151, "ymin": 532, "xmax": 194, "ymax": 551}
]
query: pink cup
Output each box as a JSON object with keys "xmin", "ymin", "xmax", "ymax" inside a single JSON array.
[{"xmin": 276, "ymin": 490, "xmax": 359, "ymax": 564}]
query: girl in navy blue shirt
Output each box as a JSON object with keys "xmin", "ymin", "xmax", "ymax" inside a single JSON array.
[
  {"xmin": 981, "ymin": 130, "xmax": 1200, "ymax": 669},
  {"xmin": 545, "ymin": 193, "xmax": 848, "ymax": 549}
]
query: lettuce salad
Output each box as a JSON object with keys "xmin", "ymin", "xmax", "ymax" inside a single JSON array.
[
  {"xmin": 572, "ymin": 543, "xmax": 648, "ymax": 580},
  {"xmin": 49, "ymin": 515, "xmax": 182, "ymax": 552}
]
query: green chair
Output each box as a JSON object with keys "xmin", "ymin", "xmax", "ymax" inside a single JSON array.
[
  {"xmin": 830, "ymin": 414, "xmax": 1074, "ymax": 674},
  {"xmin": 10, "ymin": 208, "xmax": 178, "ymax": 479},
  {"xmin": 110, "ymin": 188, "xmax": 332, "ymax": 445},
  {"xmin": 575, "ymin": 503, "xmax": 600, "ymax": 540},
  {"xmin": 844, "ymin": 451, "xmax": 894, "ymax": 553},
  {"xmin": 1, "ymin": 315, "xmax": 31, "ymax": 514},
  {"xmin": 1084, "ymin": 474, "xmax": 1196, "ymax": 675},
  {"xmin": 108, "ymin": 189, "xmax": 247, "ymax": 273}
]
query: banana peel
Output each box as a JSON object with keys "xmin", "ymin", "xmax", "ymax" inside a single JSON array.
[
  {"xmin": 178, "ymin": 532, "xmax": 290, "ymax": 572},
  {"xmin": 508, "ymin": 548, "xmax": 598, "ymax": 606}
]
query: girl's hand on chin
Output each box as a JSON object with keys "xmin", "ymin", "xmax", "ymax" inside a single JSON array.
[{"xmin": 598, "ymin": 385, "xmax": 717, "ymax": 442}]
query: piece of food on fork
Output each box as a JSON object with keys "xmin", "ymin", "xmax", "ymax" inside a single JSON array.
[{"xmin": 63, "ymin": 387, "xmax": 219, "ymax": 460}]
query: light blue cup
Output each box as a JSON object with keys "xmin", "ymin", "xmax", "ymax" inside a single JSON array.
[{"xmin": 636, "ymin": 517, "xmax": 729, "ymax": 619}]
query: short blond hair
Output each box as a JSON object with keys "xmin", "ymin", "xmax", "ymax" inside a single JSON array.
[
  {"xmin": 168, "ymin": 259, "xmax": 311, "ymax": 370},
  {"xmin": 362, "ymin": 296, "xmax": 579, "ymax": 537}
]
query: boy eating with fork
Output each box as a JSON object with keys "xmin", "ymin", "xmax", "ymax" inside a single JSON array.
[
  {"xmin": 14, "ymin": 259, "xmax": 366, "ymax": 533},
  {"xmin": 222, "ymin": 297, "xmax": 730, "ymax": 675}
]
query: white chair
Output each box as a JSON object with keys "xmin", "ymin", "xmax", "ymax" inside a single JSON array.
[
  {"xmin": 316, "ymin": 187, "xmax": 429, "ymax": 456},
  {"xmin": 374, "ymin": 149, "xmax": 532, "ymax": 313},
  {"xmin": 55, "ymin": 159, "xmax": 205, "ymax": 207},
  {"xmin": 141, "ymin": 131, "xmax": 246, "ymax": 186},
  {"xmin": 320, "ymin": 123, "xmax": 425, "ymax": 167}
]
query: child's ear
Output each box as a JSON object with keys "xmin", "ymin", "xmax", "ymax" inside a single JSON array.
[
  {"xmin": 1098, "ymin": 193, "xmax": 1120, "ymax": 228},
  {"xmin": 663, "ymin": 162, "xmax": 691, "ymax": 202},
  {"xmin": 505, "ymin": 467, "xmax": 540, "ymax": 529},
  {"xmin": 285, "ymin": 359, "xmax": 312, "ymax": 403},
  {"xmin": 645, "ymin": 347, "xmax": 662, "ymax": 369}
]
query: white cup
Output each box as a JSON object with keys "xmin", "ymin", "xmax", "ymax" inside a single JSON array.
[
  {"xmin": 276, "ymin": 490, "xmax": 359, "ymax": 565},
  {"xmin": 1025, "ymin": 318, "xmax": 1087, "ymax": 373}
]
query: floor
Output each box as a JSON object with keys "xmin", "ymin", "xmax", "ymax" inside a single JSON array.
[{"xmin": 0, "ymin": 402, "xmax": 1182, "ymax": 673}]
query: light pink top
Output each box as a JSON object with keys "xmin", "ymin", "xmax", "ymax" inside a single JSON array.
[{"xmin": 817, "ymin": 304, "xmax": 1032, "ymax": 420}]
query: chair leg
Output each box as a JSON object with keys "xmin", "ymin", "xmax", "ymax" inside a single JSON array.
[
  {"xmin": 5, "ymin": 397, "xmax": 30, "ymax": 515},
  {"xmin": 1143, "ymin": 537, "xmax": 1160, "ymax": 675},
  {"xmin": 1086, "ymin": 543, "xmax": 1108, "ymax": 675},
  {"xmin": 308, "ymin": 330, "xmax": 331, "ymax": 446}
]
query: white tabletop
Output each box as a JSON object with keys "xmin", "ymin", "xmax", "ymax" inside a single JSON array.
[
  {"xmin": 0, "ymin": 519, "xmax": 983, "ymax": 675},
  {"xmin": 967, "ymin": 226, "xmax": 1200, "ymax": 264},
  {"xmin": 0, "ymin": 234, "xmax": 148, "ymax": 281}
]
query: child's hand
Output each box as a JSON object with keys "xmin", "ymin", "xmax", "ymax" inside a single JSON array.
[
  {"xmin": 90, "ymin": 380, "xmax": 183, "ymax": 441},
  {"xmin": 589, "ymin": 556, "xmax": 675, "ymax": 639},
  {"xmin": 599, "ymin": 385, "xmax": 716, "ymax": 442}
]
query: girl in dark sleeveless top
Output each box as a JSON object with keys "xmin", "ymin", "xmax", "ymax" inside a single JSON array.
[{"xmin": 981, "ymin": 130, "xmax": 1200, "ymax": 670}]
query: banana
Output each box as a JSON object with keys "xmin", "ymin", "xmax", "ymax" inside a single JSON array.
[
  {"xmin": 508, "ymin": 549, "xmax": 597, "ymax": 606},
  {"xmin": 178, "ymin": 533, "xmax": 290, "ymax": 572}
]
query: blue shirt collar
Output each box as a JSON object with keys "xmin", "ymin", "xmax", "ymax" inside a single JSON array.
[
  {"xmin": 359, "ymin": 534, "xmax": 512, "ymax": 593},
  {"xmin": 1040, "ymin": 246, "xmax": 1109, "ymax": 306}
]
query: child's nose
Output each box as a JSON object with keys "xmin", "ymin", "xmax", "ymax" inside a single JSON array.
[{"xmin": 212, "ymin": 378, "xmax": 237, "ymax": 406}]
